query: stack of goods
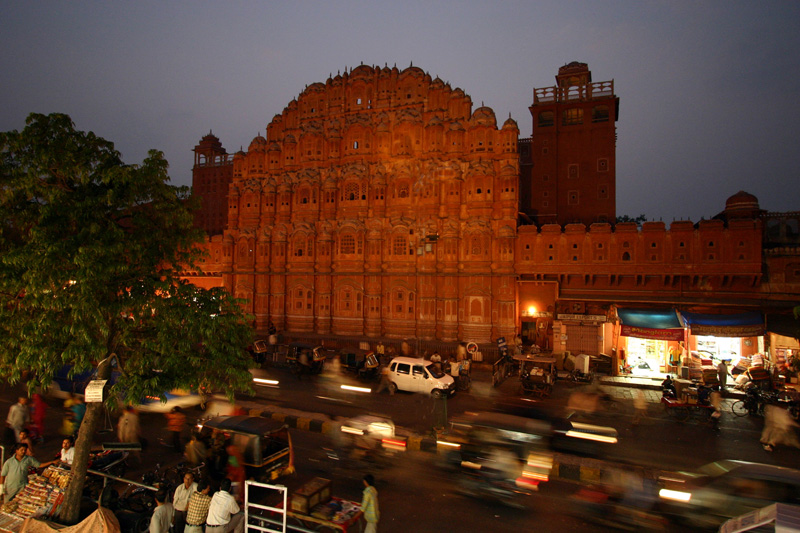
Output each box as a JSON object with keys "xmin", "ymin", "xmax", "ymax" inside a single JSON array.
[
  {"xmin": 0, "ymin": 467, "xmax": 70, "ymax": 521},
  {"xmin": 330, "ymin": 498, "xmax": 361, "ymax": 524}
]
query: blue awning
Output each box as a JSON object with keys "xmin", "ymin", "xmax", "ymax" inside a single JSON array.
[
  {"xmin": 617, "ymin": 308, "xmax": 683, "ymax": 329},
  {"xmin": 617, "ymin": 308, "xmax": 684, "ymax": 340},
  {"xmin": 681, "ymin": 311, "xmax": 764, "ymax": 337}
]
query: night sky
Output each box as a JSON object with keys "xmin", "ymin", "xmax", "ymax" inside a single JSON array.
[{"xmin": 2, "ymin": 1, "xmax": 799, "ymax": 223}]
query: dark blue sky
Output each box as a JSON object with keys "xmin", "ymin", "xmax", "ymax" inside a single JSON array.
[{"xmin": 2, "ymin": 1, "xmax": 799, "ymax": 222}]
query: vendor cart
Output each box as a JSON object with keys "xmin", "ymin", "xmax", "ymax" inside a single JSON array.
[
  {"xmin": 515, "ymin": 355, "xmax": 557, "ymax": 398},
  {"xmin": 250, "ymin": 477, "xmax": 364, "ymax": 533}
]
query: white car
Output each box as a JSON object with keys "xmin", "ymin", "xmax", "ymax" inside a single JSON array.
[{"xmin": 387, "ymin": 357, "xmax": 455, "ymax": 396}]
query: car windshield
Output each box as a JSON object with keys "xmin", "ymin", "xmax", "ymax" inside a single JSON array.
[{"xmin": 426, "ymin": 363, "xmax": 445, "ymax": 379}]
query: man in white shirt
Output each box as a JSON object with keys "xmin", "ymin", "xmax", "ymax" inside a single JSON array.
[
  {"xmin": 59, "ymin": 437, "xmax": 75, "ymax": 466},
  {"xmin": 206, "ymin": 478, "xmax": 243, "ymax": 533},
  {"xmin": 172, "ymin": 472, "xmax": 198, "ymax": 533},
  {"xmin": 41, "ymin": 437, "xmax": 74, "ymax": 469},
  {"xmin": 150, "ymin": 489, "xmax": 174, "ymax": 533}
]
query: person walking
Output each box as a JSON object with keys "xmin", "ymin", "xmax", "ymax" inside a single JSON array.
[
  {"xmin": 117, "ymin": 406, "xmax": 142, "ymax": 464},
  {"xmin": 373, "ymin": 364, "xmax": 394, "ymax": 395},
  {"xmin": 172, "ymin": 471, "xmax": 198, "ymax": 533},
  {"xmin": 30, "ymin": 393, "xmax": 46, "ymax": 442},
  {"xmin": 69, "ymin": 396, "xmax": 86, "ymax": 436},
  {"xmin": 6, "ymin": 397, "xmax": 29, "ymax": 443},
  {"xmin": 184, "ymin": 479, "xmax": 212, "ymax": 533},
  {"xmin": 362, "ymin": 474, "xmax": 380, "ymax": 533},
  {"xmin": 165, "ymin": 406, "xmax": 187, "ymax": 454},
  {"xmin": 149, "ymin": 489, "xmax": 175, "ymax": 533},
  {"xmin": 0, "ymin": 443, "xmax": 40, "ymax": 502},
  {"xmin": 761, "ymin": 404, "xmax": 800, "ymax": 451},
  {"xmin": 717, "ymin": 360, "xmax": 729, "ymax": 390},
  {"xmin": 206, "ymin": 478, "xmax": 244, "ymax": 532},
  {"xmin": 631, "ymin": 389, "xmax": 648, "ymax": 426}
]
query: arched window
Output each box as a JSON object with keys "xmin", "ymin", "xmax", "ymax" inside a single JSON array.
[{"xmin": 344, "ymin": 182, "xmax": 359, "ymax": 201}]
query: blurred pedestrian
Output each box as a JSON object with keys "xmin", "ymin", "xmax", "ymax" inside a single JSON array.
[
  {"xmin": 165, "ymin": 406, "xmax": 187, "ymax": 453},
  {"xmin": 226, "ymin": 441, "xmax": 246, "ymax": 502},
  {"xmin": 631, "ymin": 389, "xmax": 648, "ymax": 426},
  {"xmin": 185, "ymin": 431, "xmax": 209, "ymax": 467},
  {"xmin": 117, "ymin": 406, "xmax": 142, "ymax": 464},
  {"xmin": 761, "ymin": 404, "xmax": 800, "ymax": 451},
  {"xmin": 717, "ymin": 360, "xmax": 729, "ymax": 390},
  {"xmin": 60, "ymin": 394, "xmax": 77, "ymax": 436},
  {"xmin": 69, "ymin": 396, "xmax": 86, "ymax": 435},
  {"xmin": 374, "ymin": 364, "xmax": 394, "ymax": 395},
  {"xmin": 30, "ymin": 393, "xmax": 46, "ymax": 441},
  {"xmin": 362, "ymin": 474, "xmax": 380, "ymax": 533},
  {"xmin": 6, "ymin": 397, "xmax": 29, "ymax": 443},
  {"xmin": 0, "ymin": 443, "xmax": 40, "ymax": 502}
]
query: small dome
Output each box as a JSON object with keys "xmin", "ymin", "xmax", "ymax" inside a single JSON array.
[
  {"xmin": 502, "ymin": 116, "xmax": 519, "ymax": 131},
  {"xmin": 248, "ymin": 135, "xmax": 267, "ymax": 152},
  {"xmin": 470, "ymin": 106, "xmax": 497, "ymax": 127},
  {"xmin": 268, "ymin": 142, "xmax": 281, "ymax": 152},
  {"xmin": 724, "ymin": 191, "xmax": 760, "ymax": 218}
]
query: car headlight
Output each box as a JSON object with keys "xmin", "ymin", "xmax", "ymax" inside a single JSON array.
[{"xmin": 659, "ymin": 488, "xmax": 692, "ymax": 502}]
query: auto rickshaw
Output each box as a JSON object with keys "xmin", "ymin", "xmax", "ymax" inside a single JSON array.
[
  {"xmin": 198, "ymin": 415, "xmax": 295, "ymax": 482},
  {"xmin": 516, "ymin": 354, "xmax": 557, "ymax": 398},
  {"xmin": 340, "ymin": 348, "xmax": 380, "ymax": 381},
  {"xmin": 285, "ymin": 342, "xmax": 326, "ymax": 376}
]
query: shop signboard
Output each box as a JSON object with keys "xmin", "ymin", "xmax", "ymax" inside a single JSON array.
[{"xmin": 620, "ymin": 325, "xmax": 684, "ymax": 341}]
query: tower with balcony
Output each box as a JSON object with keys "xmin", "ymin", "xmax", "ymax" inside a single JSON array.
[{"xmin": 522, "ymin": 62, "xmax": 619, "ymax": 226}]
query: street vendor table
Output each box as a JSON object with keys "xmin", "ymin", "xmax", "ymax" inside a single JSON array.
[
  {"xmin": 291, "ymin": 497, "xmax": 363, "ymax": 533},
  {"xmin": 0, "ymin": 466, "xmax": 71, "ymax": 533},
  {"xmin": 262, "ymin": 497, "xmax": 363, "ymax": 533}
]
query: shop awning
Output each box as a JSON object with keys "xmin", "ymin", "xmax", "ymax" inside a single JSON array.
[
  {"xmin": 681, "ymin": 311, "xmax": 764, "ymax": 337},
  {"xmin": 617, "ymin": 308, "xmax": 685, "ymax": 341},
  {"xmin": 765, "ymin": 313, "xmax": 800, "ymax": 340}
]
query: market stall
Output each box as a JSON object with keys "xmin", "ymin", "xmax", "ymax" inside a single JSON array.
[{"xmin": 0, "ymin": 467, "xmax": 71, "ymax": 533}]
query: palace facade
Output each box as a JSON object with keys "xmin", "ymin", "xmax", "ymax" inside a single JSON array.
[{"xmin": 185, "ymin": 62, "xmax": 800, "ymax": 373}]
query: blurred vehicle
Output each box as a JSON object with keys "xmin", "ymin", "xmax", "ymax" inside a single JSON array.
[
  {"xmin": 550, "ymin": 418, "xmax": 618, "ymax": 457},
  {"xmin": 328, "ymin": 415, "xmax": 403, "ymax": 470},
  {"xmin": 197, "ymin": 415, "xmax": 294, "ymax": 482},
  {"xmin": 250, "ymin": 341, "xmax": 327, "ymax": 375},
  {"xmin": 657, "ymin": 460, "xmax": 800, "ymax": 528},
  {"xmin": 47, "ymin": 364, "xmax": 203, "ymax": 413},
  {"xmin": 387, "ymin": 356, "xmax": 455, "ymax": 397},
  {"xmin": 441, "ymin": 411, "xmax": 553, "ymax": 507}
]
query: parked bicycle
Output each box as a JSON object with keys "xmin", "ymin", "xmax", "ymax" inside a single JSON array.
[{"xmin": 731, "ymin": 387, "xmax": 769, "ymax": 417}]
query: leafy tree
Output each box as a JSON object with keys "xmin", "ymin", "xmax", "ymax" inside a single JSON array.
[
  {"xmin": 615, "ymin": 214, "xmax": 648, "ymax": 225},
  {"xmin": 0, "ymin": 113, "xmax": 254, "ymax": 523}
]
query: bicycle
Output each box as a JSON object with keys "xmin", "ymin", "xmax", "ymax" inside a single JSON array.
[{"xmin": 731, "ymin": 388, "xmax": 767, "ymax": 417}]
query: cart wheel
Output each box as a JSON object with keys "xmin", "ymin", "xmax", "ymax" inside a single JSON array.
[
  {"xmin": 669, "ymin": 406, "xmax": 690, "ymax": 422},
  {"xmin": 730, "ymin": 400, "xmax": 749, "ymax": 417}
]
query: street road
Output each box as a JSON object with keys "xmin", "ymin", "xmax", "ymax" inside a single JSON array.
[{"xmin": 1, "ymin": 358, "xmax": 797, "ymax": 531}]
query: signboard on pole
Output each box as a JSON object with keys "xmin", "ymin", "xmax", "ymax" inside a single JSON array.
[{"xmin": 85, "ymin": 380, "xmax": 107, "ymax": 403}]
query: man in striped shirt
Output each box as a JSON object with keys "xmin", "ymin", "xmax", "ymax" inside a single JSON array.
[{"xmin": 184, "ymin": 479, "xmax": 212, "ymax": 533}]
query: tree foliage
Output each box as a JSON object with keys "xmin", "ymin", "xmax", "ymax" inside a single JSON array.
[
  {"xmin": 0, "ymin": 113, "xmax": 254, "ymax": 522},
  {"xmin": 615, "ymin": 214, "xmax": 648, "ymax": 225}
]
